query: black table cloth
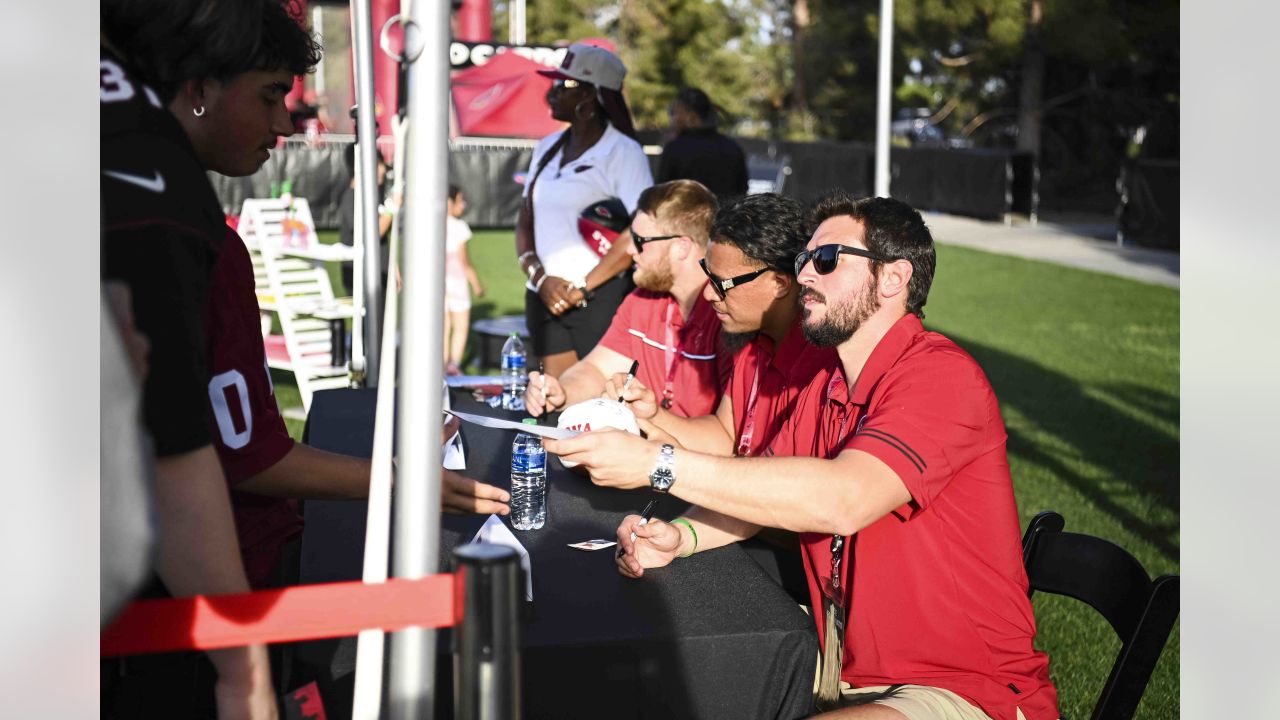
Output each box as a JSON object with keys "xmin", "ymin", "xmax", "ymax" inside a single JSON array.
[{"xmin": 294, "ymin": 388, "xmax": 818, "ymax": 720}]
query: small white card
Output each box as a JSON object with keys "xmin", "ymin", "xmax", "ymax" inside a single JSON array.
[
  {"xmin": 567, "ymin": 539, "xmax": 617, "ymax": 551},
  {"xmin": 471, "ymin": 514, "xmax": 533, "ymax": 600}
]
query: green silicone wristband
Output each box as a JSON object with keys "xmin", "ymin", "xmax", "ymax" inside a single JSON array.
[{"xmin": 670, "ymin": 518, "xmax": 698, "ymax": 558}]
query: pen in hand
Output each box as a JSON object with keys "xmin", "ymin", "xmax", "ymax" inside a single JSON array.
[
  {"xmin": 617, "ymin": 359, "xmax": 640, "ymax": 403},
  {"xmin": 618, "ymin": 499, "xmax": 659, "ymax": 558}
]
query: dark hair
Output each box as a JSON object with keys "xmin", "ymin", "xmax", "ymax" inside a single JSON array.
[
  {"xmin": 636, "ymin": 180, "xmax": 718, "ymax": 247},
  {"xmin": 674, "ymin": 87, "xmax": 714, "ymax": 125},
  {"xmin": 809, "ymin": 191, "xmax": 936, "ymax": 317},
  {"xmin": 710, "ymin": 193, "xmax": 808, "ymax": 276},
  {"xmin": 448, "ymin": 184, "xmax": 462, "ymax": 201},
  {"xmin": 102, "ymin": 0, "xmax": 321, "ymax": 103},
  {"xmin": 598, "ymin": 88, "xmax": 638, "ymax": 140}
]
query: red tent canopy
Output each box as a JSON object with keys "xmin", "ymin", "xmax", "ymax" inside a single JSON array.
[{"xmin": 451, "ymin": 51, "xmax": 566, "ymax": 139}]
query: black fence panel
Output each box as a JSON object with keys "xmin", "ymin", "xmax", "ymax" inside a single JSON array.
[
  {"xmin": 208, "ymin": 137, "xmax": 1038, "ymax": 230},
  {"xmin": 448, "ymin": 143, "xmax": 535, "ymax": 228},
  {"xmin": 1117, "ymin": 159, "xmax": 1179, "ymax": 250},
  {"xmin": 891, "ymin": 147, "xmax": 1030, "ymax": 220}
]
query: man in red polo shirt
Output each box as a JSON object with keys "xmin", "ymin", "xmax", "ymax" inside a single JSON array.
[
  {"xmin": 547, "ymin": 193, "xmax": 1059, "ymax": 720},
  {"xmin": 524, "ymin": 180, "xmax": 728, "ymax": 419},
  {"xmin": 605, "ymin": 191, "xmax": 835, "ymax": 460}
]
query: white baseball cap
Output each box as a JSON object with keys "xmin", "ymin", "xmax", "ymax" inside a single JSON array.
[{"xmin": 537, "ymin": 43, "xmax": 626, "ymax": 91}]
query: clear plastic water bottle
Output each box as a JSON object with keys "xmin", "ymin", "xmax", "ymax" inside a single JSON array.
[
  {"xmin": 510, "ymin": 419, "xmax": 546, "ymax": 530},
  {"xmin": 500, "ymin": 332, "xmax": 527, "ymax": 411}
]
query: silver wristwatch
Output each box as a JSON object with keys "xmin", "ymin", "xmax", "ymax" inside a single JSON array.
[{"xmin": 649, "ymin": 443, "xmax": 676, "ymax": 492}]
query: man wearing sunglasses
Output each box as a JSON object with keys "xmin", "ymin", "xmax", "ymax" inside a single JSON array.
[
  {"xmin": 525, "ymin": 180, "xmax": 729, "ymax": 420},
  {"xmin": 604, "ymin": 192, "xmax": 835, "ymax": 462},
  {"xmin": 548, "ymin": 192, "xmax": 1059, "ymax": 720}
]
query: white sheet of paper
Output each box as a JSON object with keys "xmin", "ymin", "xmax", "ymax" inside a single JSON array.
[
  {"xmin": 445, "ymin": 409, "xmax": 581, "ymax": 441},
  {"xmin": 471, "ymin": 515, "xmax": 533, "ymax": 600}
]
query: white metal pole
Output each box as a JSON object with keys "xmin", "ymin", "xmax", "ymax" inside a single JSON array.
[
  {"xmin": 510, "ymin": 0, "xmax": 526, "ymax": 45},
  {"xmin": 874, "ymin": 0, "xmax": 894, "ymax": 198},
  {"xmin": 312, "ymin": 5, "xmax": 326, "ymax": 99},
  {"xmin": 352, "ymin": 0, "xmax": 383, "ymax": 386},
  {"xmin": 390, "ymin": 0, "xmax": 447, "ymax": 715}
]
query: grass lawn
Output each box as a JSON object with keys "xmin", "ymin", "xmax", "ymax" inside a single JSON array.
[{"xmin": 275, "ymin": 229, "xmax": 1178, "ymax": 719}]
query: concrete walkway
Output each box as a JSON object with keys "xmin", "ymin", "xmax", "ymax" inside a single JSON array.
[{"xmin": 923, "ymin": 212, "xmax": 1179, "ymax": 289}]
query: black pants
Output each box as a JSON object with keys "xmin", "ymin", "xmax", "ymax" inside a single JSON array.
[{"xmin": 524, "ymin": 271, "xmax": 634, "ymax": 359}]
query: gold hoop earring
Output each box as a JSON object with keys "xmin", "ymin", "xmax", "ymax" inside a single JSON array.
[{"xmin": 193, "ymin": 106, "xmax": 206, "ymax": 117}]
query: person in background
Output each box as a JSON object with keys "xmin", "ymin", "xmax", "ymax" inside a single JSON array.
[
  {"xmin": 657, "ymin": 87, "xmax": 748, "ymax": 202},
  {"xmin": 524, "ymin": 180, "xmax": 727, "ymax": 420},
  {"xmin": 338, "ymin": 142, "xmax": 398, "ymax": 296},
  {"xmin": 515, "ymin": 42, "xmax": 653, "ymax": 378},
  {"xmin": 444, "ymin": 184, "xmax": 485, "ymax": 375}
]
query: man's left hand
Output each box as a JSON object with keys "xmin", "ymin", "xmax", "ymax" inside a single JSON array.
[{"xmin": 543, "ymin": 429, "xmax": 655, "ymax": 490}]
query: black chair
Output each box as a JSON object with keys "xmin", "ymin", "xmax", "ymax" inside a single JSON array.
[{"xmin": 1021, "ymin": 511, "xmax": 1179, "ymax": 720}]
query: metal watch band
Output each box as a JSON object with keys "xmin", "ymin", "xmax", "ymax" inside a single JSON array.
[{"xmin": 649, "ymin": 443, "xmax": 676, "ymax": 492}]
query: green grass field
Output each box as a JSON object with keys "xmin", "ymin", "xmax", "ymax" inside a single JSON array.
[{"xmin": 278, "ymin": 228, "xmax": 1178, "ymax": 719}]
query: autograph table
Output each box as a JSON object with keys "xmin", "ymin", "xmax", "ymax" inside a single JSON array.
[{"xmin": 295, "ymin": 388, "xmax": 818, "ymax": 720}]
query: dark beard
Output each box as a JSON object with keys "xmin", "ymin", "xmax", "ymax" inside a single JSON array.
[
  {"xmin": 801, "ymin": 280, "xmax": 880, "ymax": 347},
  {"xmin": 722, "ymin": 331, "xmax": 757, "ymax": 353}
]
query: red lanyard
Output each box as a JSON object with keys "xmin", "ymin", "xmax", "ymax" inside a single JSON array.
[
  {"xmin": 660, "ymin": 302, "xmax": 681, "ymax": 409},
  {"xmin": 735, "ymin": 347, "xmax": 767, "ymax": 456}
]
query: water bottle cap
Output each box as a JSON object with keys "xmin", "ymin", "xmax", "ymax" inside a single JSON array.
[{"xmin": 521, "ymin": 418, "xmax": 538, "ymax": 425}]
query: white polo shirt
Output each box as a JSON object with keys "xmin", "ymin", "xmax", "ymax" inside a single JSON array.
[{"xmin": 523, "ymin": 123, "xmax": 653, "ymax": 288}]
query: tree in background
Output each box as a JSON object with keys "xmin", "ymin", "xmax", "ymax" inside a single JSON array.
[{"xmin": 489, "ymin": 0, "xmax": 1177, "ymax": 211}]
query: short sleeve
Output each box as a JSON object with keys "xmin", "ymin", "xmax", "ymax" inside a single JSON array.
[
  {"xmin": 610, "ymin": 141, "xmax": 655, "ymax": 212},
  {"xmin": 103, "ymin": 227, "xmax": 214, "ymax": 456},
  {"xmin": 598, "ymin": 291, "xmax": 642, "ymax": 355},
  {"xmin": 844, "ymin": 352, "xmax": 995, "ymax": 518}
]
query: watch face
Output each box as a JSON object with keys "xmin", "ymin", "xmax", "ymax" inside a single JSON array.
[{"xmin": 650, "ymin": 469, "xmax": 674, "ymax": 492}]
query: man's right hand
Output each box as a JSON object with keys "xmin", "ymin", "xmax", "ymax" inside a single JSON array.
[
  {"xmin": 443, "ymin": 469, "xmax": 511, "ymax": 516},
  {"xmin": 524, "ymin": 371, "xmax": 566, "ymax": 417},
  {"xmin": 603, "ymin": 372, "xmax": 660, "ymax": 420},
  {"xmin": 211, "ymin": 645, "xmax": 277, "ymax": 720},
  {"xmin": 614, "ymin": 515, "xmax": 683, "ymax": 578}
]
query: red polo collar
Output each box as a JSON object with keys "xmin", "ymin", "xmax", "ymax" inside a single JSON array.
[{"xmin": 825, "ymin": 314, "xmax": 925, "ymax": 408}]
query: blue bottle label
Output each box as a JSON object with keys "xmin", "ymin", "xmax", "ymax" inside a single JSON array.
[
  {"xmin": 502, "ymin": 354, "xmax": 527, "ymax": 371},
  {"xmin": 512, "ymin": 448, "xmax": 545, "ymax": 474}
]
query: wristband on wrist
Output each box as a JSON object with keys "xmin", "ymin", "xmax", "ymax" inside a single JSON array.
[
  {"xmin": 670, "ymin": 518, "xmax": 698, "ymax": 558},
  {"xmin": 534, "ymin": 272, "xmax": 548, "ymax": 292}
]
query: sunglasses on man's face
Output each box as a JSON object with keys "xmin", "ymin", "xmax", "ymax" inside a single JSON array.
[
  {"xmin": 553, "ymin": 78, "xmax": 589, "ymax": 91},
  {"xmin": 699, "ymin": 258, "xmax": 769, "ymax": 300},
  {"xmin": 794, "ymin": 244, "xmax": 890, "ymax": 276},
  {"xmin": 630, "ymin": 228, "xmax": 682, "ymax": 251}
]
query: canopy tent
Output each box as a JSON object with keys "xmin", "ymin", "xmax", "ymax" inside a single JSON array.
[{"xmin": 450, "ymin": 51, "xmax": 565, "ymax": 139}]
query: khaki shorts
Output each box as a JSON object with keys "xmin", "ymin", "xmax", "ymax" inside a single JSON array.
[{"xmin": 837, "ymin": 683, "xmax": 1027, "ymax": 720}]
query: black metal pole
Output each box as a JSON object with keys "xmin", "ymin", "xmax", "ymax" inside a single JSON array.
[{"xmin": 453, "ymin": 543, "xmax": 521, "ymax": 720}]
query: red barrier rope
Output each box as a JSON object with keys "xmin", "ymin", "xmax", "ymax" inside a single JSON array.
[{"xmin": 101, "ymin": 575, "xmax": 456, "ymax": 657}]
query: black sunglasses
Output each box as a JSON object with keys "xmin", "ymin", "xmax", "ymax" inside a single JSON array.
[
  {"xmin": 699, "ymin": 258, "xmax": 769, "ymax": 300},
  {"xmin": 553, "ymin": 78, "xmax": 590, "ymax": 91},
  {"xmin": 630, "ymin": 228, "xmax": 682, "ymax": 251},
  {"xmin": 794, "ymin": 244, "xmax": 890, "ymax": 276}
]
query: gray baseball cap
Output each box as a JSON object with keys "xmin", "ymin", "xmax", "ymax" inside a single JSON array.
[{"xmin": 537, "ymin": 43, "xmax": 626, "ymax": 91}]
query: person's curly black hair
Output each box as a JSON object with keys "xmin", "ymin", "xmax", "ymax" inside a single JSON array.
[
  {"xmin": 709, "ymin": 192, "xmax": 809, "ymax": 276},
  {"xmin": 103, "ymin": 0, "xmax": 322, "ymax": 103}
]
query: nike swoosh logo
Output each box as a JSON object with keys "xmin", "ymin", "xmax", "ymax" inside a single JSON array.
[{"xmin": 104, "ymin": 169, "xmax": 166, "ymax": 193}]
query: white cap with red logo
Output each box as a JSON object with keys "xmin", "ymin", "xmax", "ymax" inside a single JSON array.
[{"xmin": 537, "ymin": 43, "xmax": 626, "ymax": 91}]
